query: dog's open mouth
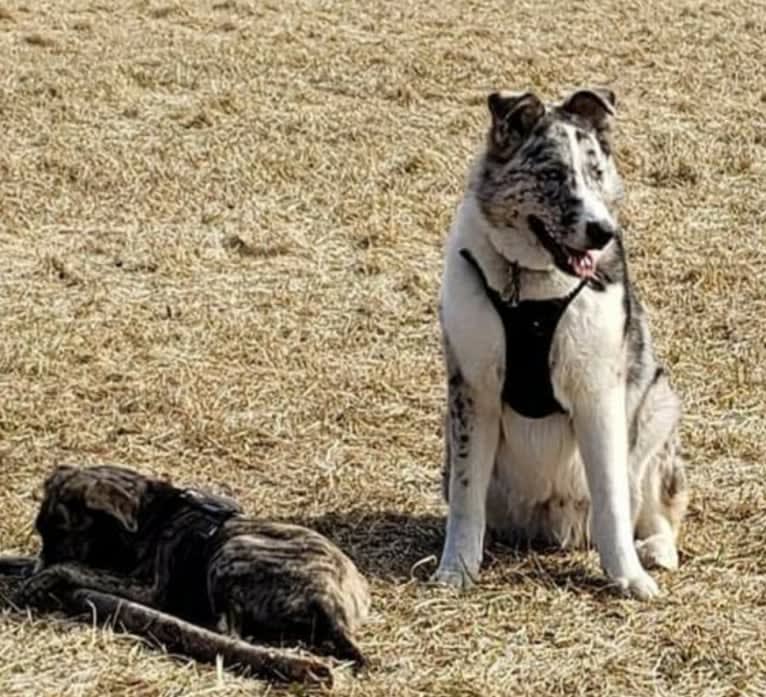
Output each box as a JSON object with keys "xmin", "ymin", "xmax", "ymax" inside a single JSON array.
[
  {"xmin": 528, "ymin": 215, "xmax": 602, "ymax": 280},
  {"xmin": 564, "ymin": 246, "xmax": 602, "ymax": 279}
]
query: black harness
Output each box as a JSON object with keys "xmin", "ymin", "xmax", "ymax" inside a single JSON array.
[
  {"xmin": 459, "ymin": 248, "xmax": 587, "ymax": 419},
  {"xmin": 156, "ymin": 489, "xmax": 241, "ymax": 625}
]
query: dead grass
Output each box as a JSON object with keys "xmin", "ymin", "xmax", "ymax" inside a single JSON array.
[{"xmin": 1, "ymin": 0, "xmax": 765, "ymax": 695}]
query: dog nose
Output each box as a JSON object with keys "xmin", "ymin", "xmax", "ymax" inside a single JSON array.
[{"xmin": 585, "ymin": 221, "xmax": 615, "ymax": 249}]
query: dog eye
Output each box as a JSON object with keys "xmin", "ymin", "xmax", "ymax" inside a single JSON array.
[
  {"xmin": 541, "ymin": 168, "xmax": 565, "ymax": 183},
  {"xmin": 540, "ymin": 169, "xmax": 565, "ymax": 193}
]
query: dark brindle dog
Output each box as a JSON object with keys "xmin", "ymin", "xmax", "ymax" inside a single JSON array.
[{"xmin": 15, "ymin": 464, "xmax": 370, "ymax": 667}]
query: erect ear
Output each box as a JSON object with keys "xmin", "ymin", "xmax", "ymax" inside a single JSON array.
[
  {"xmin": 487, "ymin": 90, "xmax": 545, "ymax": 155},
  {"xmin": 82, "ymin": 469, "xmax": 148, "ymax": 533},
  {"xmin": 561, "ymin": 88, "xmax": 616, "ymax": 128}
]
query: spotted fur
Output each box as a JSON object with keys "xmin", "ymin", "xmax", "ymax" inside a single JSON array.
[
  {"xmin": 433, "ymin": 87, "xmax": 688, "ymax": 600},
  {"xmin": 19, "ymin": 465, "xmax": 370, "ymax": 666},
  {"xmin": 472, "ymin": 88, "xmax": 624, "ymax": 280}
]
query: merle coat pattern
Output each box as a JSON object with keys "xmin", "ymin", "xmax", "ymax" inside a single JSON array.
[
  {"xmin": 18, "ymin": 465, "xmax": 370, "ymax": 665},
  {"xmin": 433, "ymin": 88, "xmax": 688, "ymax": 599}
]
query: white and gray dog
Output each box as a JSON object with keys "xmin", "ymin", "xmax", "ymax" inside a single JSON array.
[{"xmin": 433, "ymin": 87, "xmax": 687, "ymax": 599}]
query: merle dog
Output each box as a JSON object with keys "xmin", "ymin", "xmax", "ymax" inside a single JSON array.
[{"xmin": 433, "ymin": 88, "xmax": 687, "ymax": 599}]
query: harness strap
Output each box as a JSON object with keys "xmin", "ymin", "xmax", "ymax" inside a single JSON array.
[
  {"xmin": 457, "ymin": 248, "xmax": 589, "ymax": 419},
  {"xmin": 459, "ymin": 248, "xmax": 587, "ymax": 308}
]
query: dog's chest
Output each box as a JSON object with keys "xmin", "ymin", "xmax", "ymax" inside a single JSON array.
[
  {"xmin": 499, "ymin": 270, "xmax": 626, "ymax": 417},
  {"xmin": 496, "ymin": 293, "xmax": 579, "ymax": 418},
  {"xmin": 548, "ymin": 281, "xmax": 627, "ymax": 408},
  {"xmin": 493, "ymin": 282, "xmax": 626, "ymax": 499}
]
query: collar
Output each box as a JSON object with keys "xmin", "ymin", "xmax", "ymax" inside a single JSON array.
[
  {"xmin": 179, "ymin": 489, "xmax": 241, "ymax": 538},
  {"xmin": 500, "ymin": 257, "xmax": 521, "ymax": 306},
  {"xmin": 460, "ymin": 248, "xmax": 587, "ymax": 308}
]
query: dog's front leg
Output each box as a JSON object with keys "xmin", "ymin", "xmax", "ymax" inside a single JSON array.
[
  {"xmin": 574, "ymin": 386, "xmax": 659, "ymax": 600},
  {"xmin": 15, "ymin": 563, "xmax": 159, "ymax": 610},
  {"xmin": 432, "ymin": 372, "xmax": 501, "ymax": 589}
]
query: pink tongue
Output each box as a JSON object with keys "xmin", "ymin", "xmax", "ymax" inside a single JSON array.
[{"xmin": 571, "ymin": 250, "xmax": 601, "ymax": 279}]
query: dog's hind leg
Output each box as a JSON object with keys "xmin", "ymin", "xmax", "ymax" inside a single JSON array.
[
  {"xmin": 635, "ymin": 436, "xmax": 688, "ymax": 571},
  {"xmin": 323, "ymin": 618, "xmax": 367, "ymax": 669},
  {"xmin": 630, "ymin": 373, "xmax": 688, "ymax": 571}
]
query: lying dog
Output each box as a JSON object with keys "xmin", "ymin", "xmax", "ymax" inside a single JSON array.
[
  {"xmin": 17, "ymin": 465, "xmax": 370, "ymax": 665},
  {"xmin": 433, "ymin": 88, "xmax": 688, "ymax": 599}
]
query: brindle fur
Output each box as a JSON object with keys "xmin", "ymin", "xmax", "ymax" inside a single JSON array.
[{"xmin": 16, "ymin": 464, "xmax": 370, "ymax": 667}]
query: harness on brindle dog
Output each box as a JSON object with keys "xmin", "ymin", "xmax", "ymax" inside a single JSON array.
[
  {"xmin": 459, "ymin": 248, "xmax": 587, "ymax": 419},
  {"xmin": 154, "ymin": 489, "xmax": 241, "ymax": 625}
]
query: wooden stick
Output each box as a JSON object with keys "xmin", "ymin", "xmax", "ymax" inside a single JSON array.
[
  {"xmin": 68, "ymin": 588, "xmax": 334, "ymax": 687},
  {"xmin": 0, "ymin": 557, "xmax": 334, "ymax": 686}
]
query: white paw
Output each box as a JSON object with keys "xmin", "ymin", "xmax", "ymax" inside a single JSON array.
[
  {"xmin": 636, "ymin": 534, "xmax": 679, "ymax": 571},
  {"xmin": 610, "ymin": 569, "xmax": 660, "ymax": 600},
  {"xmin": 429, "ymin": 561, "xmax": 478, "ymax": 590}
]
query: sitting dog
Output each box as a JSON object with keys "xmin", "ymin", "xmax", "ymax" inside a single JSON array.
[
  {"xmin": 17, "ymin": 464, "xmax": 370, "ymax": 665},
  {"xmin": 432, "ymin": 87, "xmax": 688, "ymax": 599}
]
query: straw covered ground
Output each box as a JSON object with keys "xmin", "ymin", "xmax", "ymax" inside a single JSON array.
[{"xmin": 1, "ymin": 0, "xmax": 765, "ymax": 695}]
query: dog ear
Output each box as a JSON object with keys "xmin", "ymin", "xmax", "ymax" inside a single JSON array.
[
  {"xmin": 44, "ymin": 465, "xmax": 77, "ymax": 490},
  {"xmin": 487, "ymin": 91, "xmax": 545, "ymax": 155},
  {"xmin": 561, "ymin": 88, "xmax": 616, "ymax": 129},
  {"xmin": 39, "ymin": 465, "xmax": 78, "ymax": 506},
  {"xmin": 82, "ymin": 471, "xmax": 148, "ymax": 533}
]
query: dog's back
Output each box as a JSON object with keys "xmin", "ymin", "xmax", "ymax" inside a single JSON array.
[{"xmin": 209, "ymin": 518, "xmax": 370, "ymax": 661}]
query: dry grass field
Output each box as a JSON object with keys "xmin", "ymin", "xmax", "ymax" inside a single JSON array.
[{"xmin": 1, "ymin": 0, "xmax": 765, "ymax": 695}]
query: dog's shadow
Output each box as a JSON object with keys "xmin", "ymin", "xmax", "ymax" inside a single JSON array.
[
  {"xmin": 284, "ymin": 509, "xmax": 446, "ymax": 583},
  {"xmin": 288, "ymin": 509, "xmax": 611, "ymax": 595}
]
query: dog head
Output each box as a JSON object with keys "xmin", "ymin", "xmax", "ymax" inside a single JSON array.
[
  {"xmin": 473, "ymin": 87, "xmax": 624, "ymax": 279},
  {"xmin": 34, "ymin": 465, "xmax": 168, "ymax": 572}
]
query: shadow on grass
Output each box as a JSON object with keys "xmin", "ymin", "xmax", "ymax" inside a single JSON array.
[
  {"xmin": 285, "ymin": 509, "xmax": 446, "ymax": 582},
  {"xmin": 288, "ymin": 509, "xmax": 614, "ymax": 596},
  {"xmin": 485, "ymin": 544, "xmax": 613, "ymax": 596}
]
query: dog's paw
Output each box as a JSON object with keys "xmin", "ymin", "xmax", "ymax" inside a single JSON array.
[
  {"xmin": 636, "ymin": 534, "xmax": 679, "ymax": 571},
  {"xmin": 429, "ymin": 563, "xmax": 478, "ymax": 591},
  {"xmin": 13, "ymin": 568, "xmax": 71, "ymax": 610},
  {"xmin": 13, "ymin": 575, "xmax": 59, "ymax": 609},
  {"xmin": 610, "ymin": 569, "xmax": 660, "ymax": 601}
]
